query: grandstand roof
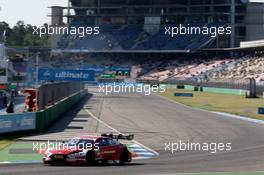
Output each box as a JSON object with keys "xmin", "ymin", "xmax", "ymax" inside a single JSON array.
[
  {"xmin": 51, "ymin": 49, "xmax": 191, "ymax": 54},
  {"xmin": 201, "ymin": 45, "xmax": 264, "ymax": 52}
]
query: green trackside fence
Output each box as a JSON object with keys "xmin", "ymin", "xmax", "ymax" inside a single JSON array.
[
  {"xmin": 35, "ymin": 90, "xmax": 87, "ymax": 131},
  {"xmin": 164, "ymin": 84, "xmax": 248, "ymax": 96},
  {"xmin": 202, "ymin": 87, "xmax": 247, "ymax": 96}
]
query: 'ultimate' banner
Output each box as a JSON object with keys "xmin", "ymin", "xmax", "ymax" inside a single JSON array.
[{"xmin": 38, "ymin": 68, "xmax": 95, "ymax": 82}]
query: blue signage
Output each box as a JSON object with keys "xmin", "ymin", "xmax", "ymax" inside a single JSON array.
[
  {"xmin": 0, "ymin": 113, "xmax": 36, "ymax": 134},
  {"xmin": 81, "ymin": 66, "xmax": 105, "ymax": 73},
  {"xmin": 258, "ymin": 108, "xmax": 264, "ymax": 115},
  {"xmin": 174, "ymin": 93, "xmax": 194, "ymax": 97},
  {"xmin": 111, "ymin": 66, "xmax": 131, "ymax": 72},
  {"xmin": 80, "ymin": 65, "xmax": 131, "ymax": 73},
  {"xmin": 38, "ymin": 68, "xmax": 95, "ymax": 82},
  {"xmin": 27, "ymin": 66, "xmax": 36, "ymax": 84}
]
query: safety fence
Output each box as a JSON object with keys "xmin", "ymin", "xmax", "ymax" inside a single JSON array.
[
  {"xmin": 36, "ymin": 90, "xmax": 87, "ymax": 131},
  {"xmin": 38, "ymin": 82, "xmax": 85, "ymax": 110}
]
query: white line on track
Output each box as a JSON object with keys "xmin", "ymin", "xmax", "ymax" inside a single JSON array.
[
  {"xmin": 154, "ymin": 171, "xmax": 264, "ymax": 175},
  {"xmin": 0, "ymin": 161, "xmax": 42, "ymax": 164},
  {"xmin": 84, "ymin": 109, "xmax": 159, "ymax": 158}
]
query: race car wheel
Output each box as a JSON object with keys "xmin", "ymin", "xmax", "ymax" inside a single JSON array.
[
  {"xmin": 85, "ymin": 151, "xmax": 95, "ymax": 166},
  {"xmin": 119, "ymin": 148, "xmax": 129, "ymax": 165}
]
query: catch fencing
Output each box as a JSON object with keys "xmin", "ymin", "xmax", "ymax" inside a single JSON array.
[{"xmin": 38, "ymin": 82, "xmax": 85, "ymax": 110}]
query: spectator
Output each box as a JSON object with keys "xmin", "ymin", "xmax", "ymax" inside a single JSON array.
[
  {"xmin": 25, "ymin": 94, "xmax": 34, "ymax": 112},
  {"xmin": 6, "ymin": 102, "xmax": 15, "ymax": 114}
]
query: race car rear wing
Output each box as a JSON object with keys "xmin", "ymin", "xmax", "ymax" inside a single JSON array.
[{"xmin": 101, "ymin": 133, "xmax": 134, "ymax": 141}]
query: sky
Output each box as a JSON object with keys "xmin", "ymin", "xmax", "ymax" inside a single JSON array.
[
  {"xmin": 0, "ymin": 0, "xmax": 68, "ymax": 27},
  {"xmin": 1, "ymin": 0, "xmax": 264, "ymax": 27}
]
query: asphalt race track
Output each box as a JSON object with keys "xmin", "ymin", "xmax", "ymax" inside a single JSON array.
[{"xmin": 1, "ymin": 87, "xmax": 264, "ymax": 175}]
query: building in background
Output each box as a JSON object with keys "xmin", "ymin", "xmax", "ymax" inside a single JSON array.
[{"xmin": 49, "ymin": 0, "xmax": 264, "ymax": 50}]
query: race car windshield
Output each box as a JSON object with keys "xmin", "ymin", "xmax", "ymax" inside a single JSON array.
[
  {"xmin": 65, "ymin": 138, "xmax": 80, "ymax": 146},
  {"xmin": 65, "ymin": 138, "xmax": 94, "ymax": 148}
]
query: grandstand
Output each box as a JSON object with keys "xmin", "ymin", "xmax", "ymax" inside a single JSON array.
[
  {"xmin": 50, "ymin": 0, "xmax": 264, "ymax": 52},
  {"xmin": 136, "ymin": 52, "xmax": 264, "ymax": 84},
  {"xmin": 4, "ymin": 0, "xmax": 263, "ymax": 89},
  {"xmin": 34, "ymin": 50, "xmax": 262, "ymax": 85}
]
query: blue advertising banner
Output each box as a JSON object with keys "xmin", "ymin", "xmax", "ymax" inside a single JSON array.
[
  {"xmin": 111, "ymin": 66, "xmax": 131, "ymax": 72},
  {"xmin": 0, "ymin": 113, "xmax": 36, "ymax": 134},
  {"xmin": 174, "ymin": 93, "xmax": 194, "ymax": 97},
  {"xmin": 258, "ymin": 108, "xmax": 264, "ymax": 115},
  {"xmin": 80, "ymin": 65, "xmax": 131, "ymax": 72},
  {"xmin": 27, "ymin": 66, "xmax": 35, "ymax": 84},
  {"xmin": 38, "ymin": 68, "xmax": 95, "ymax": 82}
]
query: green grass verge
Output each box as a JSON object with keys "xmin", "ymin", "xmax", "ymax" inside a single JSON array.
[
  {"xmin": 0, "ymin": 142, "xmax": 41, "ymax": 162},
  {"xmin": 159, "ymin": 89, "xmax": 264, "ymax": 121}
]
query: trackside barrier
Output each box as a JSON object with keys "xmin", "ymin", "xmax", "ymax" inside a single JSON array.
[
  {"xmin": 202, "ymin": 87, "xmax": 247, "ymax": 96},
  {"xmin": 35, "ymin": 90, "xmax": 87, "ymax": 131},
  {"xmin": 38, "ymin": 82, "xmax": 85, "ymax": 110},
  {"xmin": 0, "ymin": 113, "xmax": 36, "ymax": 134},
  {"xmin": 0, "ymin": 90, "xmax": 87, "ymax": 134},
  {"xmin": 165, "ymin": 84, "xmax": 247, "ymax": 96}
]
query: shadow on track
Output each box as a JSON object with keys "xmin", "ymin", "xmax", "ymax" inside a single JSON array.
[
  {"xmin": 43, "ymin": 162, "xmax": 145, "ymax": 167},
  {"xmin": 25, "ymin": 93, "xmax": 94, "ymax": 137}
]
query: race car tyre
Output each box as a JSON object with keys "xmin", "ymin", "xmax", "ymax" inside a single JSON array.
[
  {"xmin": 119, "ymin": 148, "xmax": 129, "ymax": 165},
  {"xmin": 85, "ymin": 151, "xmax": 95, "ymax": 166}
]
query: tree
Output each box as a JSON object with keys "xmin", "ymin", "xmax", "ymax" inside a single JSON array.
[
  {"xmin": 0, "ymin": 21, "xmax": 11, "ymax": 43},
  {"xmin": 0, "ymin": 20, "xmax": 50, "ymax": 47}
]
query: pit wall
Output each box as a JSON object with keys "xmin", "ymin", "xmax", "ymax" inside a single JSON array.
[
  {"xmin": 0, "ymin": 90, "xmax": 87, "ymax": 135},
  {"xmin": 35, "ymin": 90, "xmax": 87, "ymax": 131}
]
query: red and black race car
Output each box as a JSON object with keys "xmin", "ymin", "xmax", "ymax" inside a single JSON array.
[{"xmin": 43, "ymin": 133, "xmax": 134, "ymax": 166}]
